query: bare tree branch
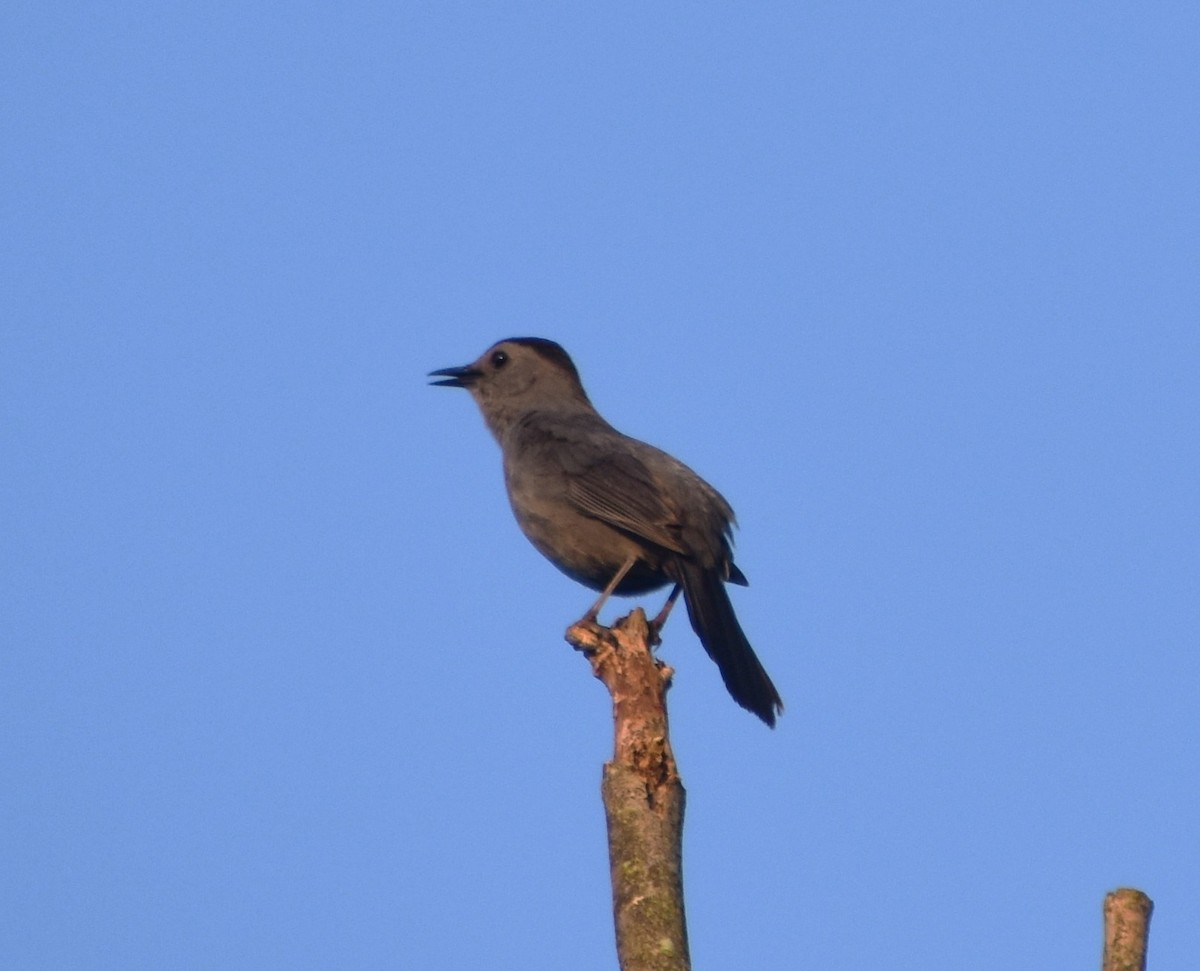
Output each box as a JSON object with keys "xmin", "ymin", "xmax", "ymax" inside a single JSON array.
[
  {"xmin": 1102, "ymin": 888, "xmax": 1153, "ymax": 971},
  {"xmin": 567, "ymin": 609, "xmax": 691, "ymax": 971}
]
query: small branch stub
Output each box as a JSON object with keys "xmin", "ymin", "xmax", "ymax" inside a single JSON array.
[
  {"xmin": 566, "ymin": 610, "xmax": 690, "ymax": 971},
  {"xmin": 1102, "ymin": 888, "xmax": 1153, "ymax": 971}
]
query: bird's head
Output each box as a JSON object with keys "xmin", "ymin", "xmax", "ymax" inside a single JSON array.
[{"xmin": 429, "ymin": 338, "xmax": 593, "ymax": 437}]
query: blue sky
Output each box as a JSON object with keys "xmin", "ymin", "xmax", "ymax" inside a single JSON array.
[{"xmin": 3, "ymin": 2, "xmax": 1197, "ymax": 968}]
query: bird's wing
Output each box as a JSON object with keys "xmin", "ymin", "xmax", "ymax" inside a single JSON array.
[{"xmin": 564, "ymin": 447, "xmax": 692, "ymax": 555}]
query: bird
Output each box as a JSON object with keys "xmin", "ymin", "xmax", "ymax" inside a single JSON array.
[{"xmin": 429, "ymin": 338, "xmax": 783, "ymax": 726}]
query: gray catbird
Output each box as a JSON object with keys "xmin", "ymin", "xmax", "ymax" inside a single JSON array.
[{"xmin": 430, "ymin": 338, "xmax": 783, "ymax": 726}]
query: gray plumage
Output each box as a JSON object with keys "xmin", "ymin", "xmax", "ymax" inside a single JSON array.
[{"xmin": 430, "ymin": 337, "xmax": 783, "ymax": 726}]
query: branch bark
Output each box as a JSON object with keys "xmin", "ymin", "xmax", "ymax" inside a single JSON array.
[
  {"xmin": 1102, "ymin": 888, "xmax": 1153, "ymax": 971},
  {"xmin": 566, "ymin": 609, "xmax": 691, "ymax": 971}
]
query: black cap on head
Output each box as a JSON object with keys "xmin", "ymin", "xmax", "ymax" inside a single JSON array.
[{"xmin": 500, "ymin": 338, "xmax": 582, "ymax": 386}]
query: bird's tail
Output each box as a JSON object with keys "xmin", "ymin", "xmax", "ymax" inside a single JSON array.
[{"xmin": 675, "ymin": 560, "xmax": 784, "ymax": 726}]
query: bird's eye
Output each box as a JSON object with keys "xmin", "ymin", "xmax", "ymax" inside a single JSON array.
[{"xmin": 490, "ymin": 350, "xmax": 509, "ymax": 368}]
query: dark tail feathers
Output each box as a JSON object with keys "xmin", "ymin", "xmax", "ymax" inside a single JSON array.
[{"xmin": 676, "ymin": 560, "xmax": 783, "ymax": 726}]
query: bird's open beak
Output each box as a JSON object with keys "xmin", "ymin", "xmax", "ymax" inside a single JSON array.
[{"xmin": 428, "ymin": 364, "xmax": 482, "ymax": 388}]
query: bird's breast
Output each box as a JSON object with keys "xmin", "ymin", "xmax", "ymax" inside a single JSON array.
[{"xmin": 502, "ymin": 457, "xmax": 669, "ymax": 594}]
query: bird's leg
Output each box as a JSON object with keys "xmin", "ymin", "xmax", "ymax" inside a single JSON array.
[
  {"xmin": 648, "ymin": 584, "xmax": 682, "ymax": 644},
  {"xmin": 580, "ymin": 555, "xmax": 637, "ymax": 624}
]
